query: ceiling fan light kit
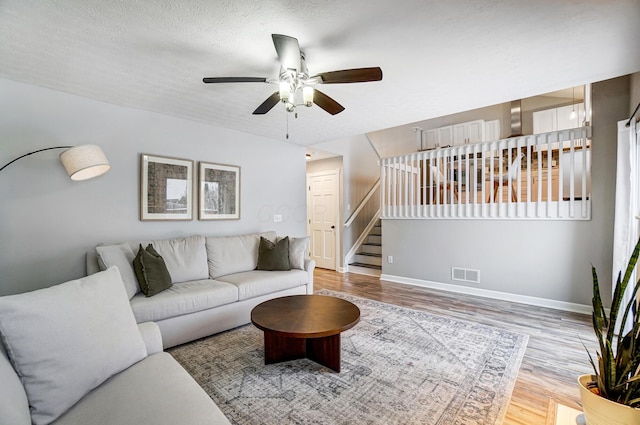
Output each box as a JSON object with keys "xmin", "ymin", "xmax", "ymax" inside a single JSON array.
[
  {"xmin": 303, "ymin": 87, "xmax": 314, "ymax": 107},
  {"xmin": 203, "ymin": 34, "xmax": 382, "ymax": 117}
]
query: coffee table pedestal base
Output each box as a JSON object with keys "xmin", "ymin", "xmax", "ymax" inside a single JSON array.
[{"xmin": 263, "ymin": 331, "xmax": 341, "ymax": 372}]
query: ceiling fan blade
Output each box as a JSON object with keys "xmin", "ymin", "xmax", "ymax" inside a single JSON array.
[
  {"xmin": 252, "ymin": 92, "xmax": 281, "ymax": 115},
  {"xmin": 315, "ymin": 67, "xmax": 383, "ymax": 84},
  {"xmin": 272, "ymin": 34, "xmax": 301, "ymax": 72},
  {"xmin": 313, "ymin": 90, "xmax": 345, "ymax": 115},
  {"xmin": 203, "ymin": 77, "xmax": 267, "ymax": 83}
]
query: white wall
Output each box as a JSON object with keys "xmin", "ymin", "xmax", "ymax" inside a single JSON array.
[
  {"xmin": 381, "ymin": 76, "xmax": 631, "ymax": 308},
  {"xmin": 0, "ymin": 79, "xmax": 307, "ymax": 296}
]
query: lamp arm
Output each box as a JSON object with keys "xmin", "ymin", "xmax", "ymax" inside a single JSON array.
[{"xmin": 0, "ymin": 146, "xmax": 72, "ymax": 173}]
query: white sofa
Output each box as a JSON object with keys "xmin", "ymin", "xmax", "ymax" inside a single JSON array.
[
  {"xmin": 88, "ymin": 231, "xmax": 315, "ymax": 348},
  {"xmin": 0, "ymin": 267, "xmax": 231, "ymax": 425}
]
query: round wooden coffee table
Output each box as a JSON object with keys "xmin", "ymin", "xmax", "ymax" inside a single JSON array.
[{"xmin": 251, "ymin": 295, "xmax": 360, "ymax": 372}]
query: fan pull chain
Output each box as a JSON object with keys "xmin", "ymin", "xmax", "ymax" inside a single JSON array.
[{"xmin": 286, "ymin": 111, "xmax": 289, "ymax": 139}]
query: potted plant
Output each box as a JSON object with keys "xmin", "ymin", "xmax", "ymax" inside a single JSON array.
[{"xmin": 579, "ymin": 238, "xmax": 640, "ymax": 424}]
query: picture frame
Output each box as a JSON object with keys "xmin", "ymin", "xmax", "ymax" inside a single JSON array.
[
  {"xmin": 198, "ymin": 161, "xmax": 240, "ymax": 220},
  {"xmin": 140, "ymin": 154, "xmax": 194, "ymax": 221}
]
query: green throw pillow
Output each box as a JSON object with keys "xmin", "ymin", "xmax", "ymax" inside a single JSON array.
[
  {"xmin": 256, "ymin": 236, "xmax": 291, "ymax": 271},
  {"xmin": 133, "ymin": 244, "xmax": 172, "ymax": 297}
]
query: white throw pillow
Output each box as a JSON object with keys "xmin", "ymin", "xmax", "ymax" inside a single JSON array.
[
  {"xmin": 206, "ymin": 231, "xmax": 276, "ymax": 278},
  {"xmin": 0, "ymin": 267, "xmax": 147, "ymax": 425},
  {"xmin": 277, "ymin": 236, "xmax": 310, "ymax": 270},
  {"xmin": 136, "ymin": 235, "xmax": 208, "ymax": 284},
  {"xmin": 95, "ymin": 243, "xmax": 139, "ymax": 299}
]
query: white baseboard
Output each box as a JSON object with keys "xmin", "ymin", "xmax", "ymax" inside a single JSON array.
[{"xmin": 380, "ymin": 273, "xmax": 592, "ymax": 315}]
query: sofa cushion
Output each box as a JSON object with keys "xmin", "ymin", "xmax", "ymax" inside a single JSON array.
[
  {"xmin": 256, "ymin": 236, "xmax": 290, "ymax": 271},
  {"xmin": 277, "ymin": 236, "xmax": 310, "ymax": 270},
  {"xmin": 130, "ymin": 279, "xmax": 239, "ymax": 323},
  {"xmin": 52, "ymin": 353, "xmax": 231, "ymax": 425},
  {"xmin": 217, "ymin": 270, "xmax": 308, "ymax": 301},
  {"xmin": 133, "ymin": 244, "xmax": 173, "ymax": 297},
  {"xmin": 206, "ymin": 231, "xmax": 276, "ymax": 279},
  {"xmin": 134, "ymin": 235, "xmax": 208, "ymax": 284},
  {"xmin": 0, "ymin": 342, "xmax": 30, "ymax": 425},
  {"xmin": 95, "ymin": 243, "xmax": 139, "ymax": 299},
  {"xmin": 0, "ymin": 267, "xmax": 147, "ymax": 425}
]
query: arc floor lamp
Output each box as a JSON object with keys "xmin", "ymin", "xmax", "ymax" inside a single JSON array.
[{"xmin": 0, "ymin": 144, "xmax": 110, "ymax": 181}]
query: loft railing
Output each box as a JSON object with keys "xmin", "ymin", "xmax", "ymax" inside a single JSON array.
[{"xmin": 381, "ymin": 127, "xmax": 592, "ymax": 220}]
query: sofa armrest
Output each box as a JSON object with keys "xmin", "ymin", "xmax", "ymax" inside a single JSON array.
[
  {"xmin": 304, "ymin": 258, "xmax": 315, "ymax": 271},
  {"xmin": 138, "ymin": 322, "xmax": 163, "ymax": 355},
  {"xmin": 304, "ymin": 258, "xmax": 316, "ymax": 294},
  {"xmin": 86, "ymin": 250, "xmax": 101, "ymax": 275}
]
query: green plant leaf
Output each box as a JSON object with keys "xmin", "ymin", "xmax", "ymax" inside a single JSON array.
[
  {"xmin": 581, "ymin": 337, "xmax": 599, "ymax": 377},
  {"xmin": 612, "ymin": 239, "xmax": 640, "ymax": 345},
  {"xmin": 618, "ymin": 293, "xmax": 640, "ymax": 351},
  {"xmin": 586, "ymin": 237, "xmax": 640, "ymax": 407}
]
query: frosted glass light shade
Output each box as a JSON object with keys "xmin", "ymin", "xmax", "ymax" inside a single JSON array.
[
  {"xmin": 279, "ymin": 82, "xmax": 290, "ymax": 102},
  {"xmin": 303, "ymin": 86, "xmax": 314, "ymax": 106},
  {"xmin": 59, "ymin": 145, "xmax": 110, "ymax": 181}
]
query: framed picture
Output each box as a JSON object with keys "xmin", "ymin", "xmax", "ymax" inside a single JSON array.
[
  {"xmin": 140, "ymin": 154, "xmax": 194, "ymax": 221},
  {"xmin": 198, "ymin": 162, "xmax": 240, "ymax": 220}
]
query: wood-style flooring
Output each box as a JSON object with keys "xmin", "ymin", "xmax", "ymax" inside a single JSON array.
[{"xmin": 313, "ymin": 268, "xmax": 596, "ymax": 425}]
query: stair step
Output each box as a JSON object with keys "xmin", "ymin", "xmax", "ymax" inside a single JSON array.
[
  {"xmin": 348, "ymin": 217, "xmax": 382, "ymax": 277},
  {"xmin": 348, "ymin": 263, "xmax": 382, "ymax": 277},
  {"xmin": 367, "ymin": 235, "xmax": 382, "ymax": 244},
  {"xmin": 349, "ymin": 262, "xmax": 382, "ymax": 270},
  {"xmin": 360, "ymin": 244, "xmax": 382, "ymax": 255},
  {"xmin": 353, "ymin": 253, "xmax": 382, "ymax": 266}
]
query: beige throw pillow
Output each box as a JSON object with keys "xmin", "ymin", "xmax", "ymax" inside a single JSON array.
[{"xmin": 277, "ymin": 236, "xmax": 310, "ymax": 270}]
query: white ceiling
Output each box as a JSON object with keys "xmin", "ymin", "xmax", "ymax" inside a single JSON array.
[{"xmin": 1, "ymin": 0, "xmax": 639, "ymax": 147}]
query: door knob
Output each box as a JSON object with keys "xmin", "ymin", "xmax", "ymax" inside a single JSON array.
[{"xmin": 331, "ymin": 225, "xmax": 335, "ymax": 229}]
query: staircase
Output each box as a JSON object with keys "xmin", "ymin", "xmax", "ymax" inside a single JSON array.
[{"xmin": 348, "ymin": 220, "xmax": 382, "ymax": 277}]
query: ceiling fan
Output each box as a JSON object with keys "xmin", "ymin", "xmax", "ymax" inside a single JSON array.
[{"xmin": 203, "ymin": 34, "xmax": 383, "ymax": 116}]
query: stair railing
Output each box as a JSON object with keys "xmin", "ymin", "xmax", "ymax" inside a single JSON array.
[
  {"xmin": 343, "ymin": 179, "xmax": 381, "ymax": 270},
  {"xmin": 345, "ymin": 179, "xmax": 380, "ymax": 227},
  {"xmin": 344, "ymin": 208, "xmax": 382, "ymax": 270}
]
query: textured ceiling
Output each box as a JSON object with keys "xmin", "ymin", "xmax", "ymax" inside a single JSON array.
[{"xmin": 1, "ymin": 0, "xmax": 639, "ymax": 146}]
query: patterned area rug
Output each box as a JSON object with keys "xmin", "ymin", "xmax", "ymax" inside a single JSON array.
[{"xmin": 169, "ymin": 291, "xmax": 529, "ymax": 425}]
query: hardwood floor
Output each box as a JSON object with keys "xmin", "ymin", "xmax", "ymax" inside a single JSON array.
[{"xmin": 313, "ymin": 268, "xmax": 595, "ymax": 425}]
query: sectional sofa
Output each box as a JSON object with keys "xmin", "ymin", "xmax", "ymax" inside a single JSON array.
[
  {"xmin": 88, "ymin": 231, "xmax": 315, "ymax": 348},
  {"xmin": 0, "ymin": 230, "xmax": 314, "ymax": 425}
]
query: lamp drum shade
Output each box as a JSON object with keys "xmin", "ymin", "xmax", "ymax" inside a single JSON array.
[{"xmin": 59, "ymin": 145, "xmax": 110, "ymax": 181}]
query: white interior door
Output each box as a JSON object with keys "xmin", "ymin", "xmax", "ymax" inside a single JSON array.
[{"xmin": 307, "ymin": 170, "xmax": 339, "ymax": 270}]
